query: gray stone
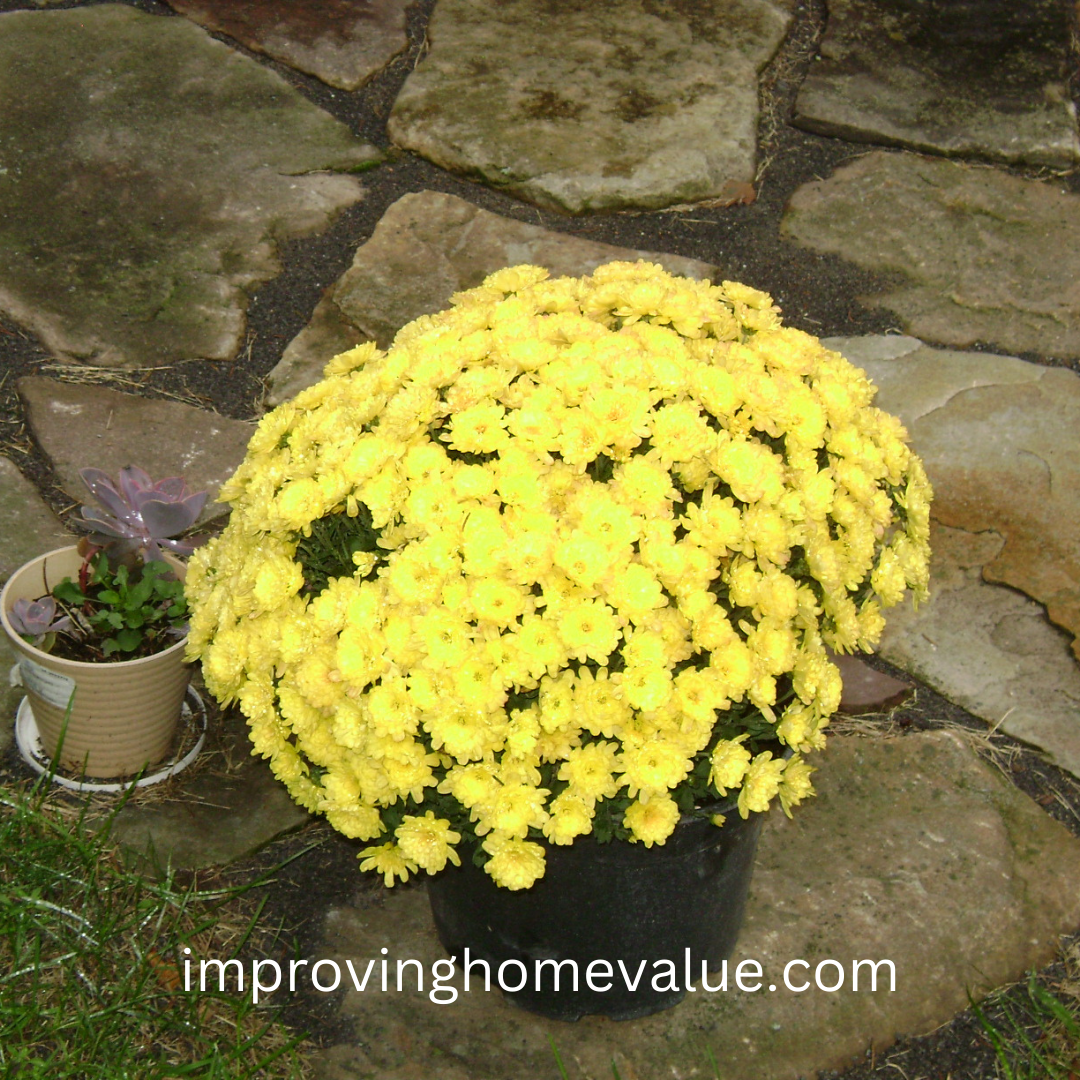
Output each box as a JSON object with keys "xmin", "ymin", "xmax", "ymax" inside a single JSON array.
[
  {"xmin": 387, "ymin": 0, "xmax": 793, "ymax": 214},
  {"xmin": 266, "ymin": 191, "xmax": 718, "ymax": 404},
  {"xmin": 308, "ymin": 732, "xmax": 1080, "ymax": 1080},
  {"xmin": 823, "ymin": 335, "xmax": 1080, "ymax": 778},
  {"xmin": 164, "ymin": 0, "xmax": 410, "ymax": 91},
  {"xmin": 783, "ymin": 152, "xmax": 1080, "ymax": 359},
  {"xmin": 109, "ymin": 710, "xmax": 311, "ymax": 871},
  {"xmin": 0, "ymin": 5, "xmax": 378, "ymax": 369},
  {"xmin": 18, "ymin": 378, "xmax": 254, "ymax": 520},
  {"xmin": 0, "ymin": 455, "xmax": 72, "ymax": 583},
  {"xmin": 794, "ymin": 0, "xmax": 1079, "ymax": 168}
]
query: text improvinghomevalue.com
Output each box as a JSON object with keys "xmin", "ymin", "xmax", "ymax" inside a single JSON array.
[{"xmin": 183, "ymin": 947, "xmax": 897, "ymax": 1005}]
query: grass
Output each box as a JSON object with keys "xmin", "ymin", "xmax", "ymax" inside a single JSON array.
[
  {"xmin": 971, "ymin": 945, "xmax": 1080, "ymax": 1080},
  {"xmin": 0, "ymin": 774, "xmax": 313, "ymax": 1079}
]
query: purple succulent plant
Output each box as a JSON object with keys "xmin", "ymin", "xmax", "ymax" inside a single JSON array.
[
  {"xmin": 78, "ymin": 466, "xmax": 208, "ymax": 564},
  {"xmin": 8, "ymin": 596, "xmax": 73, "ymax": 641}
]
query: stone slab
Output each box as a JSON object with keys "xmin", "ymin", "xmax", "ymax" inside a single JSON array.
[
  {"xmin": 18, "ymin": 378, "xmax": 254, "ymax": 521},
  {"xmin": 824, "ymin": 335, "xmax": 1080, "ymax": 660},
  {"xmin": 823, "ymin": 335, "xmax": 1080, "ymax": 778},
  {"xmin": 109, "ymin": 711, "xmax": 311, "ymax": 872},
  {"xmin": 0, "ymin": 455, "xmax": 72, "ymax": 583},
  {"xmin": 387, "ymin": 0, "xmax": 793, "ymax": 214},
  {"xmin": 793, "ymin": 0, "xmax": 1079, "ymax": 168},
  {"xmin": 878, "ymin": 522, "xmax": 1080, "ymax": 781},
  {"xmin": 164, "ymin": 0, "xmax": 410, "ymax": 91},
  {"xmin": 832, "ymin": 652, "xmax": 911, "ymax": 715},
  {"xmin": 266, "ymin": 190, "xmax": 719, "ymax": 404},
  {"xmin": 783, "ymin": 152, "xmax": 1080, "ymax": 360},
  {"xmin": 307, "ymin": 731, "xmax": 1080, "ymax": 1080},
  {"xmin": 0, "ymin": 5, "xmax": 378, "ymax": 369}
]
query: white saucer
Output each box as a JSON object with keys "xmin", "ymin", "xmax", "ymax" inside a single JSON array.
[{"xmin": 14, "ymin": 685, "xmax": 207, "ymax": 793}]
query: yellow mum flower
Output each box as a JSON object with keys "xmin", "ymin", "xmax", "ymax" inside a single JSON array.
[
  {"xmin": 482, "ymin": 836, "xmax": 546, "ymax": 891},
  {"xmin": 683, "ymin": 486, "xmax": 743, "ymax": 557},
  {"xmin": 710, "ymin": 436, "xmax": 785, "ymax": 505},
  {"xmin": 554, "ymin": 533, "xmax": 612, "ymax": 588},
  {"xmin": 358, "ymin": 842, "xmax": 417, "ymax": 887},
  {"xmin": 558, "ymin": 597, "xmax": 622, "ymax": 663},
  {"xmin": 620, "ymin": 663, "xmax": 674, "ymax": 712},
  {"xmin": 619, "ymin": 739, "xmax": 692, "ymax": 800},
  {"xmin": 709, "ymin": 736, "xmax": 751, "ymax": 796},
  {"xmin": 543, "ymin": 792, "xmax": 594, "ymax": 845},
  {"xmin": 395, "ymin": 812, "xmax": 462, "ymax": 874},
  {"xmin": 438, "ymin": 762, "xmax": 500, "ymax": 809},
  {"xmin": 610, "ymin": 456, "xmax": 680, "ymax": 517},
  {"xmin": 417, "ymin": 610, "xmax": 473, "ymax": 671},
  {"xmin": 558, "ymin": 741, "xmax": 622, "ymax": 802},
  {"xmin": 608, "ymin": 562, "xmax": 668, "ymax": 625},
  {"xmin": 737, "ymin": 751, "xmax": 787, "ymax": 818},
  {"xmin": 474, "ymin": 783, "xmax": 550, "ymax": 839},
  {"xmin": 445, "ymin": 402, "xmax": 510, "ymax": 454},
  {"xmin": 324, "ymin": 803, "xmax": 385, "ymax": 842},
  {"xmin": 649, "ymin": 401, "xmax": 713, "ymax": 464},
  {"xmin": 776, "ymin": 702, "xmax": 826, "ymax": 754},
  {"xmin": 778, "ymin": 756, "xmax": 816, "ymax": 817},
  {"xmin": 573, "ymin": 667, "xmax": 630, "ymax": 738},
  {"xmin": 624, "ymin": 795, "xmax": 680, "ymax": 847}
]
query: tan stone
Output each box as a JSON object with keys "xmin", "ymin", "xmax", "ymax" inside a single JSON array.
[
  {"xmin": 18, "ymin": 378, "xmax": 254, "ymax": 520},
  {"xmin": 823, "ymin": 336, "xmax": 1080, "ymax": 662},
  {"xmin": 784, "ymin": 153, "xmax": 1080, "ymax": 359},
  {"xmin": 266, "ymin": 191, "xmax": 717, "ymax": 405},
  {"xmin": 877, "ymin": 522, "xmax": 1080, "ymax": 779},
  {"xmin": 306, "ymin": 733, "xmax": 1080, "ymax": 1080},
  {"xmin": 819, "ymin": 336, "xmax": 1080, "ymax": 777},
  {"xmin": 387, "ymin": 0, "xmax": 793, "ymax": 213},
  {"xmin": 165, "ymin": 0, "xmax": 410, "ymax": 91}
]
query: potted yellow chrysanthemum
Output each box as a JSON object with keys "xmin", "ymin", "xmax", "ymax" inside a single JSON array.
[{"xmin": 186, "ymin": 261, "xmax": 931, "ymax": 1019}]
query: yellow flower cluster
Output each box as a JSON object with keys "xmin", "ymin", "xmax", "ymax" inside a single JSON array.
[{"xmin": 186, "ymin": 262, "xmax": 931, "ymax": 890}]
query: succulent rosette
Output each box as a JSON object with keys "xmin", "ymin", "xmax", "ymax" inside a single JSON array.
[{"xmin": 186, "ymin": 262, "xmax": 931, "ymax": 890}]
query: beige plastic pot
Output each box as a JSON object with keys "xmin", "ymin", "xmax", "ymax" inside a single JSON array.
[{"xmin": 0, "ymin": 546, "xmax": 192, "ymax": 779}]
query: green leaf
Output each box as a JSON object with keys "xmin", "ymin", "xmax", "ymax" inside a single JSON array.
[
  {"xmin": 96, "ymin": 589, "xmax": 121, "ymax": 605},
  {"xmin": 53, "ymin": 579, "xmax": 85, "ymax": 604},
  {"xmin": 115, "ymin": 628, "xmax": 142, "ymax": 652},
  {"xmin": 127, "ymin": 578, "xmax": 153, "ymax": 608}
]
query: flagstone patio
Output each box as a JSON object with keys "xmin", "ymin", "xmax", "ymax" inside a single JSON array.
[{"xmin": 1, "ymin": 0, "xmax": 1078, "ymax": 1077}]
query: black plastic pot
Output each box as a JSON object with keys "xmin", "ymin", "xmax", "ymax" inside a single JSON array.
[{"xmin": 427, "ymin": 805, "xmax": 765, "ymax": 1021}]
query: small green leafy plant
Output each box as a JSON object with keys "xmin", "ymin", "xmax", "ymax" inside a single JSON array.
[
  {"xmin": 7, "ymin": 466, "xmax": 206, "ymax": 662},
  {"xmin": 49, "ymin": 551, "xmax": 189, "ymax": 659}
]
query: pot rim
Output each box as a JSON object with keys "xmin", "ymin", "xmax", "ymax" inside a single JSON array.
[{"xmin": 0, "ymin": 544, "xmax": 188, "ymax": 670}]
